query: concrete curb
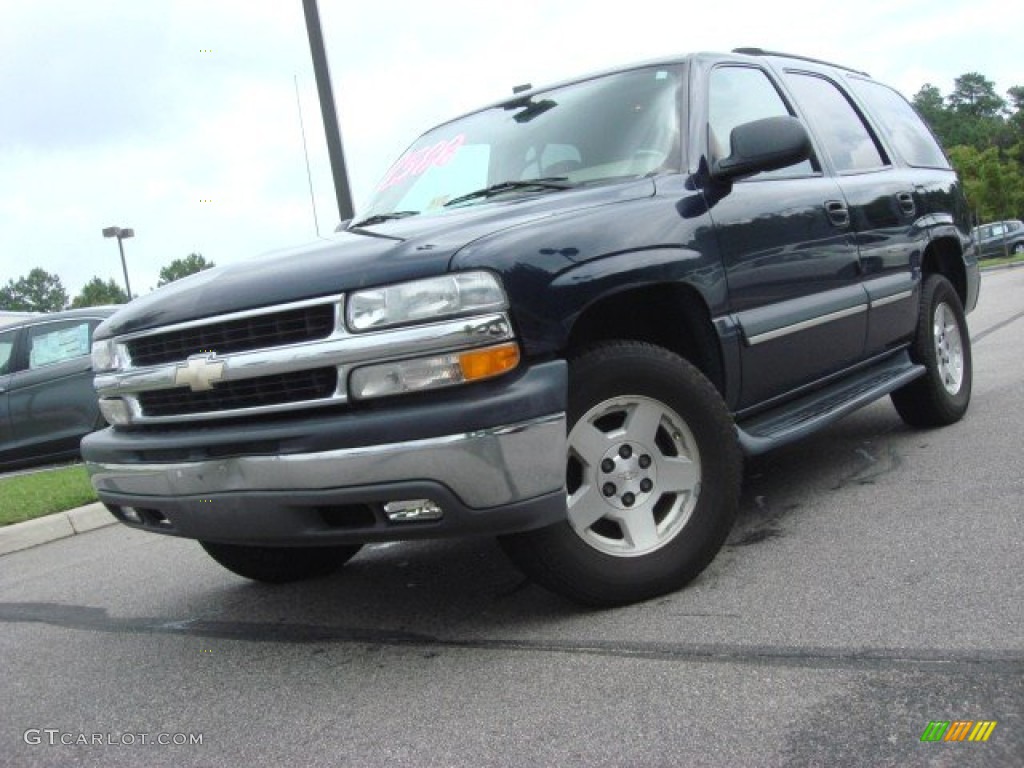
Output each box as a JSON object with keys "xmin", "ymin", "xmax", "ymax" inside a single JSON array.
[
  {"xmin": 0, "ymin": 502, "xmax": 117, "ymax": 557},
  {"xmin": 980, "ymin": 259, "xmax": 1024, "ymax": 272}
]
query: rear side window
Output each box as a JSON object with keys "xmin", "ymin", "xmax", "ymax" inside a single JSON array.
[
  {"xmin": 26, "ymin": 320, "xmax": 93, "ymax": 369},
  {"xmin": 784, "ymin": 72, "xmax": 886, "ymax": 173},
  {"xmin": 849, "ymin": 78, "xmax": 949, "ymax": 169}
]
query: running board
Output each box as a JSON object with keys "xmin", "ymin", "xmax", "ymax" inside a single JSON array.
[{"xmin": 735, "ymin": 353, "xmax": 925, "ymax": 456}]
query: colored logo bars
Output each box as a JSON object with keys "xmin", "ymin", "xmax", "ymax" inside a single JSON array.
[{"xmin": 920, "ymin": 720, "xmax": 997, "ymax": 742}]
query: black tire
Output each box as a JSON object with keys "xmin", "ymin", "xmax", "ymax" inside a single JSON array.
[
  {"xmin": 199, "ymin": 541, "xmax": 361, "ymax": 583},
  {"xmin": 1013, "ymin": 242, "xmax": 1024, "ymax": 255},
  {"xmin": 499, "ymin": 341, "xmax": 741, "ymax": 607},
  {"xmin": 891, "ymin": 274, "xmax": 972, "ymax": 427}
]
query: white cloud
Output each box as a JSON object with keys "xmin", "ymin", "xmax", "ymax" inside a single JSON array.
[{"xmin": 1, "ymin": 0, "xmax": 1020, "ymax": 300}]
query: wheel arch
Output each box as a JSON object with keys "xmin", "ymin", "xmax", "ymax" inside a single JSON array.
[
  {"xmin": 565, "ymin": 282, "xmax": 726, "ymax": 397},
  {"xmin": 921, "ymin": 233, "xmax": 967, "ymax": 308}
]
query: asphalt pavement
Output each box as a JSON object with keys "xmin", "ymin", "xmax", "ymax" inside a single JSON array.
[{"xmin": 0, "ymin": 267, "xmax": 1021, "ymax": 767}]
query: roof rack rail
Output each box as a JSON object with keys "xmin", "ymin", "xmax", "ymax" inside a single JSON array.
[{"xmin": 732, "ymin": 47, "xmax": 869, "ymax": 77}]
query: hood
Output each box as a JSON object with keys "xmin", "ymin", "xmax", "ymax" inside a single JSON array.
[{"xmin": 98, "ymin": 178, "xmax": 654, "ymax": 338}]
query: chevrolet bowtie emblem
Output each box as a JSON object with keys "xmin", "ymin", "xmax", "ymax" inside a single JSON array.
[{"xmin": 174, "ymin": 352, "xmax": 226, "ymax": 392}]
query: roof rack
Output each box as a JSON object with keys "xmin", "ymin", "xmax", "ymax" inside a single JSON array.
[{"xmin": 732, "ymin": 47, "xmax": 869, "ymax": 77}]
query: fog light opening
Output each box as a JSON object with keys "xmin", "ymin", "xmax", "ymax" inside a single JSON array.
[
  {"xmin": 120, "ymin": 506, "xmax": 142, "ymax": 524},
  {"xmin": 383, "ymin": 499, "xmax": 444, "ymax": 522},
  {"xmin": 98, "ymin": 398, "xmax": 132, "ymax": 426}
]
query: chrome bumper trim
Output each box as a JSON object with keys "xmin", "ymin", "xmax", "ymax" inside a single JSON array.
[{"xmin": 87, "ymin": 413, "xmax": 566, "ymax": 509}]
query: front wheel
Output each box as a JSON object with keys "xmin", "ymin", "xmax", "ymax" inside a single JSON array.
[
  {"xmin": 891, "ymin": 274, "xmax": 972, "ymax": 427},
  {"xmin": 199, "ymin": 541, "xmax": 361, "ymax": 583},
  {"xmin": 1012, "ymin": 242, "xmax": 1024, "ymax": 255},
  {"xmin": 500, "ymin": 342, "xmax": 741, "ymax": 607}
]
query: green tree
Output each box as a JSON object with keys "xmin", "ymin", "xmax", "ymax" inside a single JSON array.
[
  {"xmin": 71, "ymin": 277, "xmax": 129, "ymax": 308},
  {"xmin": 945, "ymin": 73, "xmax": 1009, "ymax": 149},
  {"xmin": 914, "ymin": 75, "xmax": 1022, "ymax": 151},
  {"xmin": 157, "ymin": 253, "xmax": 215, "ymax": 287},
  {"xmin": 1007, "ymin": 86, "xmax": 1024, "ymax": 142},
  {"xmin": 0, "ymin": 268, "xmax": 68, "ymax": 312},
  {"xmin": 948, "ymin": 145, "xmax": 1024, "ymax": 222},
  {"xmin": 947, "ymin": 73, "xmax": 1006, "ymax": 119},
  {"xmin": 913, "ymin": 73, "xmax": 1024, "ymax": 222}
]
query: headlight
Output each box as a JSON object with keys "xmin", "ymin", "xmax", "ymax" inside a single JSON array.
[
  {"xmin": 346, "ymin": 271, "xmax": 506, "ymax": 331},
  {"xmin": 91, "ymin": 339, "xmax": 120, "ymax": 372}
]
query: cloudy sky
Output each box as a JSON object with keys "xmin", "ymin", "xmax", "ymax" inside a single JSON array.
[{"xmin": 1, "ymin": 0, "xmax": 1020, "ymax": 300}]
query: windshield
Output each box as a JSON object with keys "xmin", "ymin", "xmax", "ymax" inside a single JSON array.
[{"xmin": 358, "ymin": 66, "xmax": 683, "ymax": 222}]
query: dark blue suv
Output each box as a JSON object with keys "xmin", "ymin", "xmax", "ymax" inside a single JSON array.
[{"xmin": 83, "ymin": 49, "xmax": 978, "ymax": 605}]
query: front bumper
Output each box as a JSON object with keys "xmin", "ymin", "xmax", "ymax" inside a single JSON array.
[{"xmin": 83, "ymin": 361, "xmax": 568, "ymax": 545}]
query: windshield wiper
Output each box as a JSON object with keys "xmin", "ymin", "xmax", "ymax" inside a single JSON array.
[
  {"xmin": 351, "ymin": 210, "xmax": 420, "ymax": 228},
  {"xmin": 443, "ymin": 178, "xmax": 573, "ymax": 208}
]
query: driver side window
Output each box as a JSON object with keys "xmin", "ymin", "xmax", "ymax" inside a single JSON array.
[{"xmin": 708, "ymin": 66, "xmax": 816, "ymax": 178}]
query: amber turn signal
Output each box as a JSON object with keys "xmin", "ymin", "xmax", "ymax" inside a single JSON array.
[{"xmin": 459, "ymin": 342, "xmax": 520, "ymax": 381}]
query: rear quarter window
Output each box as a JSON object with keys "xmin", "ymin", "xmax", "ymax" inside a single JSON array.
[{"xmin": 849, "ymin": 77, "xmax": 950, "ymax": 169}]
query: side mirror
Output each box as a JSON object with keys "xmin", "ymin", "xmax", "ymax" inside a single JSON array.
[{"xmin": 712, "ymin": 116, "xmax": 811, "ymax": 181}]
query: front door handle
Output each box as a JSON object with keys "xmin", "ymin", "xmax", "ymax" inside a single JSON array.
[{"xmin": 825, "ymin": 200, "xmax": 850, "ymax": 228}]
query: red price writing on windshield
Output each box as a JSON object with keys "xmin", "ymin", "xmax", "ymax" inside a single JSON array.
[{"xmin": 377, "ymin": 134, "xmax": 466, "ymax": 191}]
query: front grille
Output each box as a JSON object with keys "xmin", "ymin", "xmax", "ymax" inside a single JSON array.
[
  {"xmin": 127, "ymin": 304, "xmax": 336, "ymax": 367},
  {"xmin": 137, "ymin": 368, "xmax": 338, "ymax": 417}
]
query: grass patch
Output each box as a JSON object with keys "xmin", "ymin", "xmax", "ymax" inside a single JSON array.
[
  {"xmin": 980, "ymin": 251, "xmax": 1024, "ymax": 268},
  {"xmin": 0, "ymin": 465, "xmax": 98, "ymax": 526}
]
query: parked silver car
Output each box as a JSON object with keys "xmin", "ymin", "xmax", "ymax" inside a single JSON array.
[
  {"xmin": 0, "ymin": 306, "xmax": 119, "ymax": 468},
  {"xmin": 974, "ymin": 219, "xmax": 1024, "ymax": 258}
]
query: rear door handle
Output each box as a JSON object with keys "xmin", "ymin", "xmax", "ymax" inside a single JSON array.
[
  {"xmin": 897, "ymin": 191, "xmax": 916, "ymax": 217},
  {"xmin": 825, "ymin": 200, "xmax": 849, "ymax": 228}
]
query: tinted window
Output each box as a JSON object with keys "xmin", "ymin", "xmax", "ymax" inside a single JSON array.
[
  {"xmin": 26, "ymin": 320, "xmax": 93, "ymax": 369},
  {"xmin": 0, "ymin": 329, "xmax": 17, "ymax": 375},
  {"xmin": 785, "ymin": 72, "xmax": 885, "ymax": 173},
  {"xmin": 849, "ymin": 78, "xmax": 949, "ymax": 169},
  {"xmin": 708, "ymin": 66, "xmax": 815, "ymax": 177}
]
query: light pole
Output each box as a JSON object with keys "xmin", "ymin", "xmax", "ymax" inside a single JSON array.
[
  {"xmin": 302, "ymin": 0, "xmax": 354, "ymax": 223},
  {"xmin": 102, "ymin": 226, "xmax": 134, "ymax": 299}
]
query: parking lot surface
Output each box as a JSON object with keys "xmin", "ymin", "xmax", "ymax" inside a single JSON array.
[{"xmin": 1, "ymin": 268, "xmax": 1021, "ymax": 767}]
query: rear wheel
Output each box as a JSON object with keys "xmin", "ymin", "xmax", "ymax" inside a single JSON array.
[
  {"xmin": 891, "ymin": 274, "xmax": 972, "ymax": 427},
  {"xmin": 500, "ymin": 341, "xmax": 741, "ymax": 606},
  {"xmin": 199, "ymin": 541, "xmax": 361, "ymax": 583},
  {"xmin": 1012, "ymin": 242, "xmax": 1024, "ymax": 255}
]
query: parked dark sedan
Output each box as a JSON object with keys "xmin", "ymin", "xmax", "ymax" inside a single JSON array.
[
  {"xmin": 974, "ymin": 219, "xmax": 1024, "ymax": 258},
  {"xmin": 0, "ymin": 306, "xmax": 119, "ymax": 468}
]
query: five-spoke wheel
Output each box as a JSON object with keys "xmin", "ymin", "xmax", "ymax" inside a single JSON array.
[
  {"xmin": 567, "ymin": 396, "xmax": 701, "ymax": 557},
  {"xmin": 892, "ymin": 274, "xmax": 972, "ymax": 427},
  {"xmin": 501, "ymin": 341, "xmax": 741, "ymax": 606}
]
